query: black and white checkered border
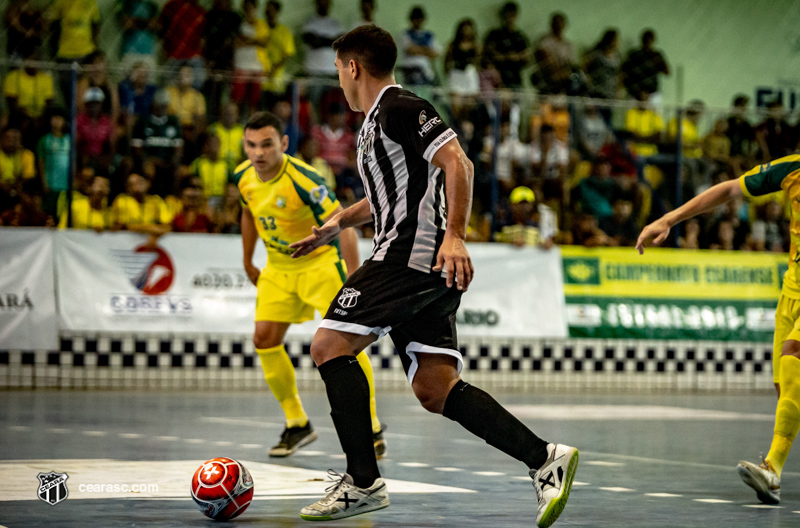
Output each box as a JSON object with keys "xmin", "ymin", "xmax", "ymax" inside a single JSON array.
[{"xmin": 0, "ymin": 332, "xmax": 776, "ymax": 391}]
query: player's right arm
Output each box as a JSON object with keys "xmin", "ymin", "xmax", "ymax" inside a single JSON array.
[
  {"xmin": 289, "ymin": 198, "xmax": 372, "ymax": 258},
  {"xmin": 241, "ymin": 207, "xmax": 261, "ymax": 285},
  {"xmin": 635, "ymin": 179, "xmax": 741, "ymax": 254}
]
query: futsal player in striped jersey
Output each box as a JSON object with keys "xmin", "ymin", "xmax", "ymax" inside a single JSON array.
[
  {"xmin": 290, "ymin": 25, "xmax": 579, "ymax": 527},
  {"xmin": 237, "ymin": 111, "xmax": 386, "ymax": 459},
  {"xmin": 638, "ymin": 155, "xmax": 800, "ymax": 504}
]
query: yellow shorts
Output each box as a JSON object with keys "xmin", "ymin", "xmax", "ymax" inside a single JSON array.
[
  {"xmin": 773, "ymin": 294, "xmax": 800, "ymax": 382},
  {"xmin": 255, "ymin": 260, "xmax": 347, "ymax": 324}
]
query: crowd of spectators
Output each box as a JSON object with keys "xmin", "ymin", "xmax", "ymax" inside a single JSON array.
[{"xmin": 0, "ymin": 0, "xmax": 796, "ymax": 254}]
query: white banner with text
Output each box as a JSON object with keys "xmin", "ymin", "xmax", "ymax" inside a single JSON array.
[{"xmin": 0, "ymin": 229, "xmax": 58, "ymax": 349}]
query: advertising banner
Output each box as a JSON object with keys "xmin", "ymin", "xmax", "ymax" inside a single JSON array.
[
  {"xmin": 55, "ymin": 232, "xmax": 568, "ymax": 338},
  {"xmin": 561, "ymin": 246, "xmax": 784, "ymax": 341},
  {"xmin": 0, "ymin": 228, "xmax": 58, "ymax": 349}
]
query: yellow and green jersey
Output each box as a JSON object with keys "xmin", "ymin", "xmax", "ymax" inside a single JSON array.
[
  {"xmin": 236, "ymin": 154, "xmax": 342, "ymax": 273},
  {"xmin": 740, "ymin": 154, "xmax": 800, "ymax": 298}
]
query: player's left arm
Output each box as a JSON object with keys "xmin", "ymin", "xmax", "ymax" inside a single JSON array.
[
  {"xmin": 431, "ymin": 139, "xmax": 475, "ymax": 291},
  {"xmin": 322, "ymin": 205, "xmax": 360, "ymax": 277}
]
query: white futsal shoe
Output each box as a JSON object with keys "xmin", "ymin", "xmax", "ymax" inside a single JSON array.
[
  {"xmin": 531, "ymin": 443, "xmax": 580, "ymax": 528},
  {"xmin": 300, "ymin": 470, "xmax": 389, "ymax": 521},
  {"xmin": 737, "ymin": 458, "xmax": 780, "ymax": 504}
]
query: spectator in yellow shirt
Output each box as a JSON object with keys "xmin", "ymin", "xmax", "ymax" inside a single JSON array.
[
  {"xmin": 59, "ymin": 175, "xmax": 112, "ymax": 231},
  {"xmin": 52, "ymin": 0, "xmax": 100, "ymax": 61},
  {"xmin": 262, "ymin": 0, "xmax": 296, "ymax": 105},
  {"xmin": 625, "ymin": 91, "xmax": 663, "ymax": 157},
  {"xmin": 4, "ymin": 49, "xmax": 54, "ymax": 123},
  {"xmin": 209, "ymin": 102, "xmax": 244, "ymax": 173},
  {"xmin": 166, "ymin": 65, "xmax": 207, "ymax": 130},
  {"xmin": 0, "ymin": 128, "xmax": 37, "ymax": 192},
  {"xmin": 111, "ymin": 172, "xmax": 172, "ymax": 235},
  {"xmin": 190, "ymin": 134, "xmax": 230, "ymax": 208}
]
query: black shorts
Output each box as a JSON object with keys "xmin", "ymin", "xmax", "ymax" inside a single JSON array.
[{"xmin": 320, "ymin": 259, "xmax": 463, "ymax": 383}]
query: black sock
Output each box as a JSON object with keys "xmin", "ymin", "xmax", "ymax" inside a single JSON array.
[
  {"xmin": 318, "ymin": 355, "xmax": 380, "ymax": 488},
  {"xmin": 443, "ymin": 380, "xmax": 549, "ymax": 470}
]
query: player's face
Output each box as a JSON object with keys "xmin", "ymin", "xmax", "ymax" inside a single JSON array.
[
  {"xmin": 243, "ymin": 126, "xmax": 287, "ymax": 176},
  {"xmin": 335, "ymin": 56, "xmax": 361, "ymax": 112}
]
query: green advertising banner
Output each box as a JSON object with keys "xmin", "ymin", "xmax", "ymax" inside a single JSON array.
[{"xmin": 561, "ymin": 246, "xmax": 787, "ymax": 341}]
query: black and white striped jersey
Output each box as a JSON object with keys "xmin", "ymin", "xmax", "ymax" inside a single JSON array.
[{"xmin": 356, "ymin": 84, "xmax": 457, "ymax": 274}]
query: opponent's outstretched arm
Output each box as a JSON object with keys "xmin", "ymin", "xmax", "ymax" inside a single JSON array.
[
  {"xmin": 635, "ymin": 179, "xmax": 742, "ymax": 254},
  {"xmin": 290, "ymin": 198, "xmax": 372, "ymax": 258}
]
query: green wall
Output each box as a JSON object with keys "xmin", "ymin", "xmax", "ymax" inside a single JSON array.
[{"xmin": 24, "ymin": 0, "xmax": 800, "ymax": 109}]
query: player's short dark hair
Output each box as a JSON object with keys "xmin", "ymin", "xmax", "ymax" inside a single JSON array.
[
  {"xmin": 332, "ymin": 25, "xmax": 397, "ymax": 79},
  {"xmin": 641, "ymin": 29, "xmax": 655, "ymax": 44},
  {"xmin": 409, "ymin": 6, "xmax": 425, "ymax": 21},
  {"xmin": 244, "ymin": 111, "xmax": 284, "ymax": 135}
]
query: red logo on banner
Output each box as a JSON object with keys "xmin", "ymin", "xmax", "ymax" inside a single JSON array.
[{"xmin": 132, "ymin": 245, "xmax": 174, "ymax": 295}]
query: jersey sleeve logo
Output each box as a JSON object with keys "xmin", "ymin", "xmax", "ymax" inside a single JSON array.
[
  {"xmin": 419, "ymin": 110, "xmax": 427, "ymax": 125},
  {"xmin": 419, "ymin": 115, "xmax": 443, "ymax": 138},
  {"xmin": 309, "ymin": 185, "xmax": 329, "ymax": 205}
]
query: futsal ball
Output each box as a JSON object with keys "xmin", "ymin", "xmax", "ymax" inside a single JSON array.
[{"xmin": 191, "ymin": 457, "xmax": 254, "ymax": 521}]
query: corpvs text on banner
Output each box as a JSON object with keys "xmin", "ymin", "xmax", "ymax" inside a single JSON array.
[
  {"xmin": 561, "ymin": 246, "xmax": 784, "ymax": 341},
  {"xmin": 54, "ymin": 232, "xmax": 568, "ymax": 338},
  {"xmin": 0, "ymin": 228, "xmax": 58, "ymax": 350}
]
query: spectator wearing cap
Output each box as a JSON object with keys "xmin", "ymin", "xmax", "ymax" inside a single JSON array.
[
  {"xmin": 37, "ymin": 108, "xmax": 72, "ymax": 217},
  {"xmin": 158, "ymin": 0, "xmax": 207, "ymax": 90},
  {"xmin": 76, "ymin": 87, "xmax": 115, "ymax": 168},
  {"xmin": 131, "ymin": 90, "xmax": 183, "ymax": 195},
  {"xmin": 400, "ymin": 6, "xmax": 441, "ymax": 86},
  {"xmin": 483, "ymin": 2, "xmax": 530, "ymax": 89},
  {"xmin": 311, "ymin": 102, "xmax": 354, "ymax": 176},
  {"xmin": 76, "ymin": 51, "xmax": 120, "ymax": 128},
  {"xmin": 494, "ymin": 186, "xmax": 557, "ymax": 248}
]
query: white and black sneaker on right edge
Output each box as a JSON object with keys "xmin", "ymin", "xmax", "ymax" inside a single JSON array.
[
  {"xmin": 737, "ymin": 458, "xmax": 780, "ymax": 504},
  {"xmin": 530, "ymin": 443, "xmax": 579, "ymax": 528},
  {"xmin": 300, "ymin": 470, "xmax": 389, "ymax": 521}
]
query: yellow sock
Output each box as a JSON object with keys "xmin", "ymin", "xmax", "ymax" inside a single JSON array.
[
  {"xmin": 257, "ymin": 345, "xmax": 308, "ymax": 428},
  {"xmin": 356, "ymin": 351, "xmax": 382, "ymax": 433},
  {"xmin": 766, "ymin": 355, "xmax": 800, "ymax": 478}
]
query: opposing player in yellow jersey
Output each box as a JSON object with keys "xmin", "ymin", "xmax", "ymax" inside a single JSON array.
[
  {"xmin": 237, "ymin": 111, "xmax": 386, "ymax": 458},
  {"xmin": 637, "ymin": 155, "xmax": 800, "ymax": 504}
]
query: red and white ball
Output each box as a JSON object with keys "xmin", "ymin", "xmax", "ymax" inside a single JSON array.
[{"xmin": 191, "ymin": 457, "xmax": 254, "ymax": 521}]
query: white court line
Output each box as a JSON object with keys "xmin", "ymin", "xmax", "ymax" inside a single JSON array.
[
  {"xmin": 645, "ymin": 493, "xmax": 682, "ymax": 498},
  {"xmin": 599, "ymin": 487, "xmax": 635, "ymax": 492},
  {"xmin": 118, "ymin": 433, "xmax": 143, "ymax": 439},
  {"xmin": 743, "ymin": 505, "xmax": 782, "ymax": 509},
  {"xmin": 293, "ymin": 450, "xmax": 326, "ymax": 456},
  {"xmin": 694, "ymin": 499, "xmax": 733, "ymax": 504},
  {"xmin": 155, "ymin": 436, "xmax": 178, "ymax": 441},
  {"xmin": 47, "ymin": 428, "xmax": 70, "ymax": 434},
  {"xmin": 585, "ymin": 461, "xmax": 624, "ymax": 467},
  {"xmin": 399, "ymin": 462, "xmax": 430, "ymax": 468},
  {"xmin": 473, "ymin": 471, "xmax": 505, "ymax": 476},
  {"xmin": 8, "ymin": 426, "xmax": 29, "ymax": 431},
  {"xmin": 330, "ymin": 454, "xmax": 346, "ymax": 459},
  {"xmin": 213, "ymin": 441, "xmax": 233, "ymax": 446},
  {"xmin": 239, "ymin": 444, "xmax": 264, "ymax": 449},
  {"xmin": 434, "ymin": 467, "xmax": 463, "ymax": 472},
  {"xmin": 83, "ymin": 431, "xmax": 106, "ymax": 436},
  {"xmin": 579, "ymin": 450, "xmax": 800, "ymax": 477},
  {"xmin": 572, "ymin": 481, "xmax": 590, "ymax": 486},
  {"xmin": 185, "ymin": 439, "xmax": 204, "ymax": 444}
]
